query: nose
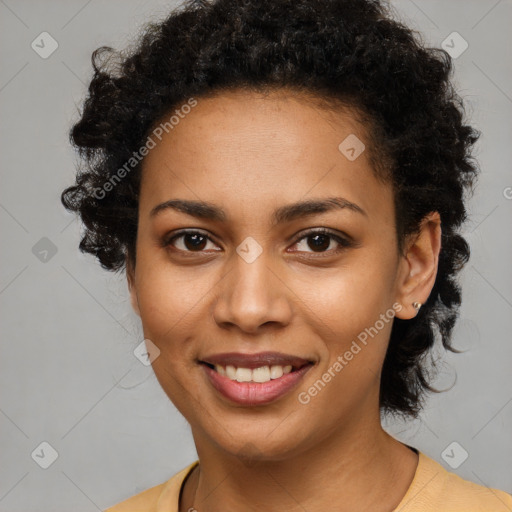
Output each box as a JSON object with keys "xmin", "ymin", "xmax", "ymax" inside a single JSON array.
[{"xmin": 212, "ymin": 248, "xmax": 293, "ymax": 334}]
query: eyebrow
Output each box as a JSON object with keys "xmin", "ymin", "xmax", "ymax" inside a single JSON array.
[{"xmin": 150, "ymin": 196, "xmax": 367, "ymax": 224}]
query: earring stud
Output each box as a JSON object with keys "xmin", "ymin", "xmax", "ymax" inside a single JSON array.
[{"xmin": 412, "ymin": 301, "xmax": 422, "ymax": 312}]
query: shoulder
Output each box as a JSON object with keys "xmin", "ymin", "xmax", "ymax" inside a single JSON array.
[
  {"xmin": 104, "ymin": 461, "xmax": 199, "ymax": 512},
  {"xmin": 395, "ymin": 451, "xmax": 512, "ymax": 511}
]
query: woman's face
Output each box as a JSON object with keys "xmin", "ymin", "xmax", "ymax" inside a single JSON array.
[{"xmin": 130, "ymin": 89, "xmax": 415, "ymax": 460}]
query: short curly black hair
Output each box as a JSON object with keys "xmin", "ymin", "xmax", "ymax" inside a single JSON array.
[{"xmin": 61, "ymin": 0, "xmax": 480, "ymax": 418}]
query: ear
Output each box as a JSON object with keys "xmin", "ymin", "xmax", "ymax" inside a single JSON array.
[
  {"xmin": 126, "ymin": 259, "xmax": 141, "ymax": 317},
  {"xmin": 394, "ymin": 211, "xmax": 442, "ymax": 320}
]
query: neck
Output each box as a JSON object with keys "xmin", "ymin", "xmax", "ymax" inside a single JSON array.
[{"xmin": 181, "ymin": 416, "xmax": 418, "ymax": 512}]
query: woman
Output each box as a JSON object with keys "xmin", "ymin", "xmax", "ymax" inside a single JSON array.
[{"xmin": 61, "ymin": 0, "xmax": 512, "ymax": 510}]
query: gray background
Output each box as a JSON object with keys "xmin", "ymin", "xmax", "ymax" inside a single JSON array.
[{"xmin": 1, "ymin": 0, "xmax": 511, "ymax": 510}]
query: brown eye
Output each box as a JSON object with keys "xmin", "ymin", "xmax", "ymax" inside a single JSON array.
[
  {"xmin": 291, "ymin": 229, "xmax": 354, "ymax": 255},
  {"xmin": 164, "ymin": 230, "xmax": 220, "ymax": 252},
  {"xmin": 305, "ymin": 233, "xmax": 331, "ymax": 252}
]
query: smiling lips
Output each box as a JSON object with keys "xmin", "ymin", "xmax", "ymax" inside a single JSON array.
[
  {"xmin": 199, "ymin": 351, "xmax": 314, "ymax": 405},
  {"xmin": 200, "ymin": 351, "xmax": 312, "ymax": 382}
]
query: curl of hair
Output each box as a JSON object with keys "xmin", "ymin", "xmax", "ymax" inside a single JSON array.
[{"xmin": 62, "ymin": 0, "xmax": 480, "ymax": 417}]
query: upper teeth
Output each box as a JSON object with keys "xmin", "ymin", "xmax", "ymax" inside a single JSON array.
[{"xmin": 215, "ymin": 364, "xmax": 293, "ymax": 383}]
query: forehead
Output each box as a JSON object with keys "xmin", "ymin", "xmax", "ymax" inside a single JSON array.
[{"xmin": 139, "ymin": 88, "xmax": 394, "ymax": 227}]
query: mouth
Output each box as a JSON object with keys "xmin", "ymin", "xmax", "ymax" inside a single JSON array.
[{"xmin": 198, "ymin": 352, "xmax": 315, "ymax": 405}]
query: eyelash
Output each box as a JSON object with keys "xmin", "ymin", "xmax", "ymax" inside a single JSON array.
[{"xmin": 162, "ymin": 228, "xmax": 355, "ymax": 257}]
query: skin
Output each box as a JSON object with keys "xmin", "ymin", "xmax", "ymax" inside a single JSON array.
[{"xmin": 127, "ymin": 88, "xmax": 441, "ymax": 512}]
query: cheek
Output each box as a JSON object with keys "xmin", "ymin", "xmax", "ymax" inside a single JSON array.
[
  {"xmin": 292, "ymin": 259, "xmax": 394, "ymax": 331},
  {"xmin": 135, "ymin": 256, "xmax": 214, "ymax": 338},
  {"xmin": 295, "ymin": 293, "xmax": 394, "ymax": 421},
  {"xmin": 291, "ymin": 263, "xmax": 396, "ymax": 376},
  {"xmin": 134, "ymin": 269, "xmax": 203, "ymax": 406}
]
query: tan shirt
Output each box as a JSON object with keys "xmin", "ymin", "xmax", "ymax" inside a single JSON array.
[{"xmin": 105, "ymin": 451, "xmax": 512, "ymax": 511}]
